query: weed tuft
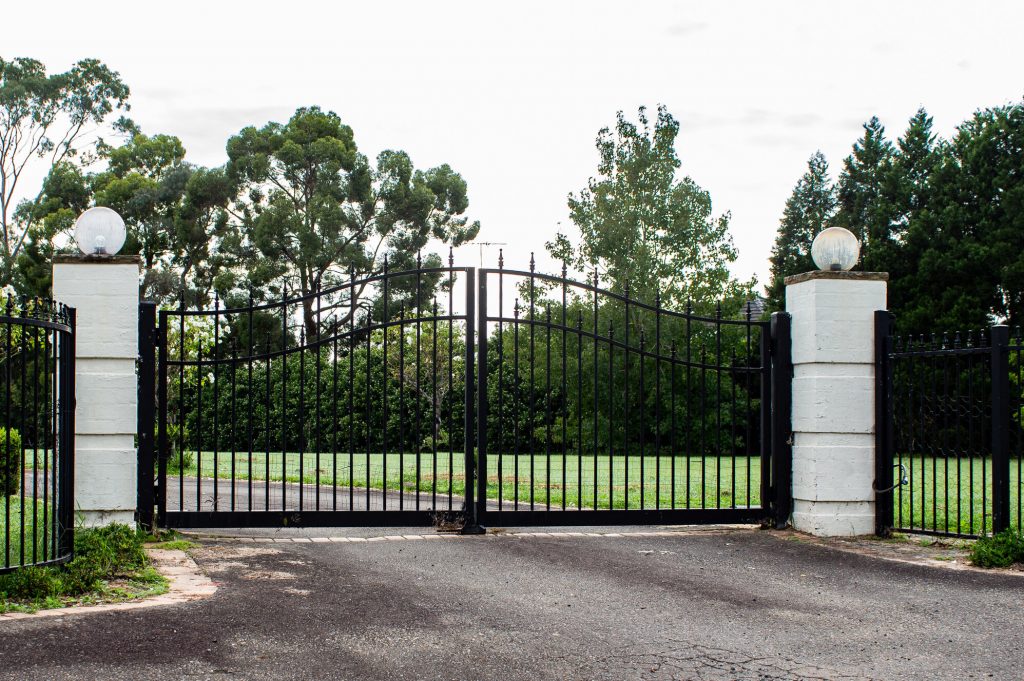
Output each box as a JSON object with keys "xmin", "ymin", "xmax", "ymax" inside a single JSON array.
[{"xmin": 968, "ymin": 530, "xmax": 1024, "ymax": 568}]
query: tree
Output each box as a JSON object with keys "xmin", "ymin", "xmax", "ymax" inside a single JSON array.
[
  {"xmin": 15, "ymin": 123, "xmax": 234, "ymax": 304},
  {"xmin": 0, "ymin": 57, "xmax": 129, "ymax": 284},
  {"xmin": 766, "ymin": 151, "xmax": 836, "ymax": 310},
  {"xmin": 884, "ymin": 108, "xmax": 940, "ymax": 326},
  {"xmin": 547, "ymin": 105, "xmax": 751, "ymax": 315},
  {"xmin": 903, "ymin": 103, "xmax": 1024, "ymax": 330},
  {"xmin": 834, "ymin": 117, "xmax": 897, "ymax": 273},
  {"xmin": 223, "ymin": 107, "xmax": 480, "ymax": 337}
]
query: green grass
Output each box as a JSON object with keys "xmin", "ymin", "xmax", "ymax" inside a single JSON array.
[
  {"xmin": 892, "ymin": 456, "xmax": 1024, "ymax": 535},
  {"xmin": 178, "ymin": 450, "xmax": 765, "ymax": 510},
  {"xmin": 0, "ymin": 524, "xmax": 168, "ymax": 614},
  {"xmin": 147, "ymin": 539, "xmax": 196, "ymax": 551},
  {"xmin": 0, "ymin": 496, "xmax": 57, "ymax": 570}
]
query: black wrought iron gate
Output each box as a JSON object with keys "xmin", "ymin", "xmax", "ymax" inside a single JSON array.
[{"xmin": 139, "ymin": 260, "xmax": 792, "ymax": 530}]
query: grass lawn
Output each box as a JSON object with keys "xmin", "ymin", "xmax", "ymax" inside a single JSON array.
[
  {"xmin": 893, "ymin": 456, "xmax": 1023, "ymax": 536},
  {"xmin": 176, "ymin": 450, "xmax": 766, "ymax": 511},
  {"xmin": 1, "ymin": 496, "xmax": 57, "ymax": 570}
]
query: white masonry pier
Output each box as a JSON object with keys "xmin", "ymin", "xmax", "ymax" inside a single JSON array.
[
  {"xmin": 53, "ymin": 254, "xmax": 141, "ymax": 527},
  {"xmin": 785, "ymin": 270, "xmax": 888, "ymax": 536}
]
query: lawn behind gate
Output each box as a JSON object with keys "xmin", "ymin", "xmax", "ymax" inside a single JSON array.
[{"xmin": 174, "ymin": 451, "xmax": 765, "ymax": 510}]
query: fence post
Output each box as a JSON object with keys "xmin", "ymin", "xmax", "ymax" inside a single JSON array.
[
  {"xmin": 991, "ymin": 324, "xmax": 1010, "ymax": 533},
  {"xmin": 137, "ymin": 301, "xmax": 156, "ymax": 532},
  {"xmin": 156, "ymin": 311, "xmax": 168, "ymax": 525},
  {"xmin": 770, "ymin": 311, "xmax": 792, "ymax": 529},
  {"xmin": 874, "ymin": 311, "xmax": 894, "ymax": 536},
  {"xmin": 462, "ymin": 268, "xmax": 484, "ymax": 534},
  {"xmin": 476, "ymin": 270, "xmax": 489, "ymax": 526},
  {"xmin": 59, "ymin": 307, "xmax": 77, "ymax": 561}
]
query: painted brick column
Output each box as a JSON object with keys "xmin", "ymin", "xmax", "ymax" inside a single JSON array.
[
  {"xmin": 53, "ymin": 255, "xmax": 140, "ymax": 526},
  {"xmin": 785, "ymin": 270, "xmax": 887, "ymax": 536}
]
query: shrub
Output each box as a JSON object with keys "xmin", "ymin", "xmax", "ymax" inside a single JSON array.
[
  {"xmin": 0, "ymin": 427, "xmax": 22, "ymax": 497},
  {"xmin": 969, "ymin": 530, "xmax": 1024, "ymax": 568},
  {"xmin": 0, "ymin": 523, "xmax": 149, "ymax": 600},
  {"xmin": 169, "ymin": 449, "xmax": 195, "ymax": 473}
]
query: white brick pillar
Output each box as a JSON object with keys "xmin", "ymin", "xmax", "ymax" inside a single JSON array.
[
  {"xmin": 53, "ymin": 255, "xmax": 140, "ymax": 527},
  {"xmin": 785, "ymin": 270, "xmax": 887, "ymax": 536}
]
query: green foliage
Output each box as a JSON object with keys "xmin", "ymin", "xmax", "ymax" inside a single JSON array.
[
  {"xmin": 0, "ymin": 524, "xmax": 149, "ymax": 603},
  {"xmin": 769, "ymin": 101, "xmax": 1024, "ymax": 334},
  {"xmin": 223, "ymin": 106, "xmax": 480, "ymax": 337},
  {"xmin": 0, "ymin": 57, "xmax": 129, "ymax": 286},
  {"xmin": 547, "ymin": 105, "xmax": 752, "ymax": 317},
  {"xmin": 969, "ymin": 530, "xmax": 1024, "ymax": 568},
  {"xmin": 766, "ymin": 152, "xmax": 835, "ymax": 310},
  {"xmin": 0, "ymin": 426, "xmax": 22, "ymax": 496}
]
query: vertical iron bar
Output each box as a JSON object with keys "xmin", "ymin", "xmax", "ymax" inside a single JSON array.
[
  {"xmin": 561, "ymin": 269, "xmax": 567, "ymax": 511},
  {"xmin": 463, "ymin": 268, "xmax": 482, "ymax": 533},
  {"xmin": 315, "ymin": 286, "xmax": 322, "ymax": 511},
  {"xmin": 991, "ymin": 324, "xmax": 1011, "ymax": 533},
  {"xmin": 874, "ymin": 310, "xmax": 894, "ymax": 536},
  {"xmin": 382, "ymin": 264, "xmax": 389, "ymax": 510},
  {"xmin": 545, "ymin": 306, "xmax": 551, "ymax": 511},
  {"xmin": 212, "ymin": 296, "xmax": 219, "ymax": 512},
  {"xmin": 477, "ymin": 271, "xmax": 488, "ymax": 523},
  {"xmin": 770, "ymin": 312, "xmax": 793, "ymax": 529},
  {"xmin": 137, "ymin": 301, "xmax": 156, "ymax": 531}
]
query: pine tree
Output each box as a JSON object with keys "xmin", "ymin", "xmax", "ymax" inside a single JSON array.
[
  {"xmin": 766, "ymin": 152, "xmax": 836, "ymax": 310},
  {"xmin": 886, "ymin": 108, "xmax": 940, "ymax": 327},
  {"xmin": 834, "ymin": 117, "xmax": 896, "ymax": 273}
]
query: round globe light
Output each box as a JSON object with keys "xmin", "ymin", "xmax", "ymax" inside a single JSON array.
[
  {"xmin": 74, "ymin": 207, "xmax": 126, "ymax": 256},
  {"xmin": 811, "ymin": 226, "xmax": 860, "ymax": 272}
]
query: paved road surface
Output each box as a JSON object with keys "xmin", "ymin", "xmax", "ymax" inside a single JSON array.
[{"xmin": 1, "ymin": 528, "xmax": 1021, "ymax": 680}]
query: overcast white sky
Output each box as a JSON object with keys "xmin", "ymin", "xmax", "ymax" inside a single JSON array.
[{"xmin": 8, "ymin": 0, "xmax": 1024, "ymax": 292}]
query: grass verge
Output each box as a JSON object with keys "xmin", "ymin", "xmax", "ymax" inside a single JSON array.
[{"xmin": 0, "ymin": 524, "xmax": 169, "ymax": 614}]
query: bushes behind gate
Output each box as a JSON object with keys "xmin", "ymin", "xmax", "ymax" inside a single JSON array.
[
  {"xmin": 0, "ymin": 426, "xmax": 22, "ymax": 496},
  {"xmin": 174, "ymin": 301, "xmax": 764, "ymax": 459}
]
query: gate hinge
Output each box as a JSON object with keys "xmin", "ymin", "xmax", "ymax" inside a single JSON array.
[{"xmin": 153, "ymin": 329, "xmax": 162, "ymax": 347}]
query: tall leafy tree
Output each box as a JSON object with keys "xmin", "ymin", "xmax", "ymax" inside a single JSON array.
[
  {"xmin": 224, "ymin": 106, "xmax": 480, "ymax": 337},
  {"xmin": 547, "ymin": 105, "xmax": 750, "ymax": 315},
  {"xmin": 766, "ymin": 151, "xmax": 836, "ymax": 310},
  {"xmin": 0, "ymin": 57, "xmax": 129, "ymax": 284},
  {"xmin": 15, "ymin": 123, "xmax": 233, "ymax": 304}
]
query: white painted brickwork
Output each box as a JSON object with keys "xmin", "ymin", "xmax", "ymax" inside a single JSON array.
[
  {"xmin": 53, "ymin": 259, "xmax": 140, "ymax": 527},
  {"xmin": 786, "ymin": 274, "xmax": 887, "ymax": 537}
]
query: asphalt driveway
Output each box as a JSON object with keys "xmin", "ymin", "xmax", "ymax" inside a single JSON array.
[{"xmin": 1, "ymin": 528, "xmax": 1020, "ymax": 680}]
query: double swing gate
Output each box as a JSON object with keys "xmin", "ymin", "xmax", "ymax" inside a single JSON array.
[{"xmin": 139, "ymin": 259, "xmax": 793, "ymax": 530}]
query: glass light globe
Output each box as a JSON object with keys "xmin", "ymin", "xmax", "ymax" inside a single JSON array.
[
  {"xmin": 811, "ymin": 227, "xmax": 860, "ymax": 272},
  {"xmin": 74, "ymin": 207, "xmax": 126, "ymax": 256}
]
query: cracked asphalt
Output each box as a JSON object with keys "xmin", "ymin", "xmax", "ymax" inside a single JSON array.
[{"xmin": 1, "ymin": 527, "xmax": 1021, "ymax": 680}]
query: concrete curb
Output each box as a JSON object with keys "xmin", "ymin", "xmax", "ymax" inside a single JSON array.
[{"xmin": 0, "ymin": 548, "xmax": 217, "ymax": 622}]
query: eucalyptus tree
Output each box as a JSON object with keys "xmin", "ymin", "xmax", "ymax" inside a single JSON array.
[
  {"xmin": 223, "ymin": 106, "xmax": 480, "ymax": 337},
  {"xmin": 0, "ymin": 57, "xmax": 129, "ymax": 285}
]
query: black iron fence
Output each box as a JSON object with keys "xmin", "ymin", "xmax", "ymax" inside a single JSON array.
[
  {"xmin": 146, "ymin": 255, "xmax": 790, "ymax": 529},
  {"xmin": 876, "ymin": 315, "xmax": 1022, "ymax": 538},
  {"xmin": 0, "ymin": 298, "xmax": 76, "ymax": 574}
]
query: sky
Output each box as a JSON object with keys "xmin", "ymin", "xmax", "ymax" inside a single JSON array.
[{"xmin": 6, "ymin": 0, "xmax": 1024, "ymax": 293}]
